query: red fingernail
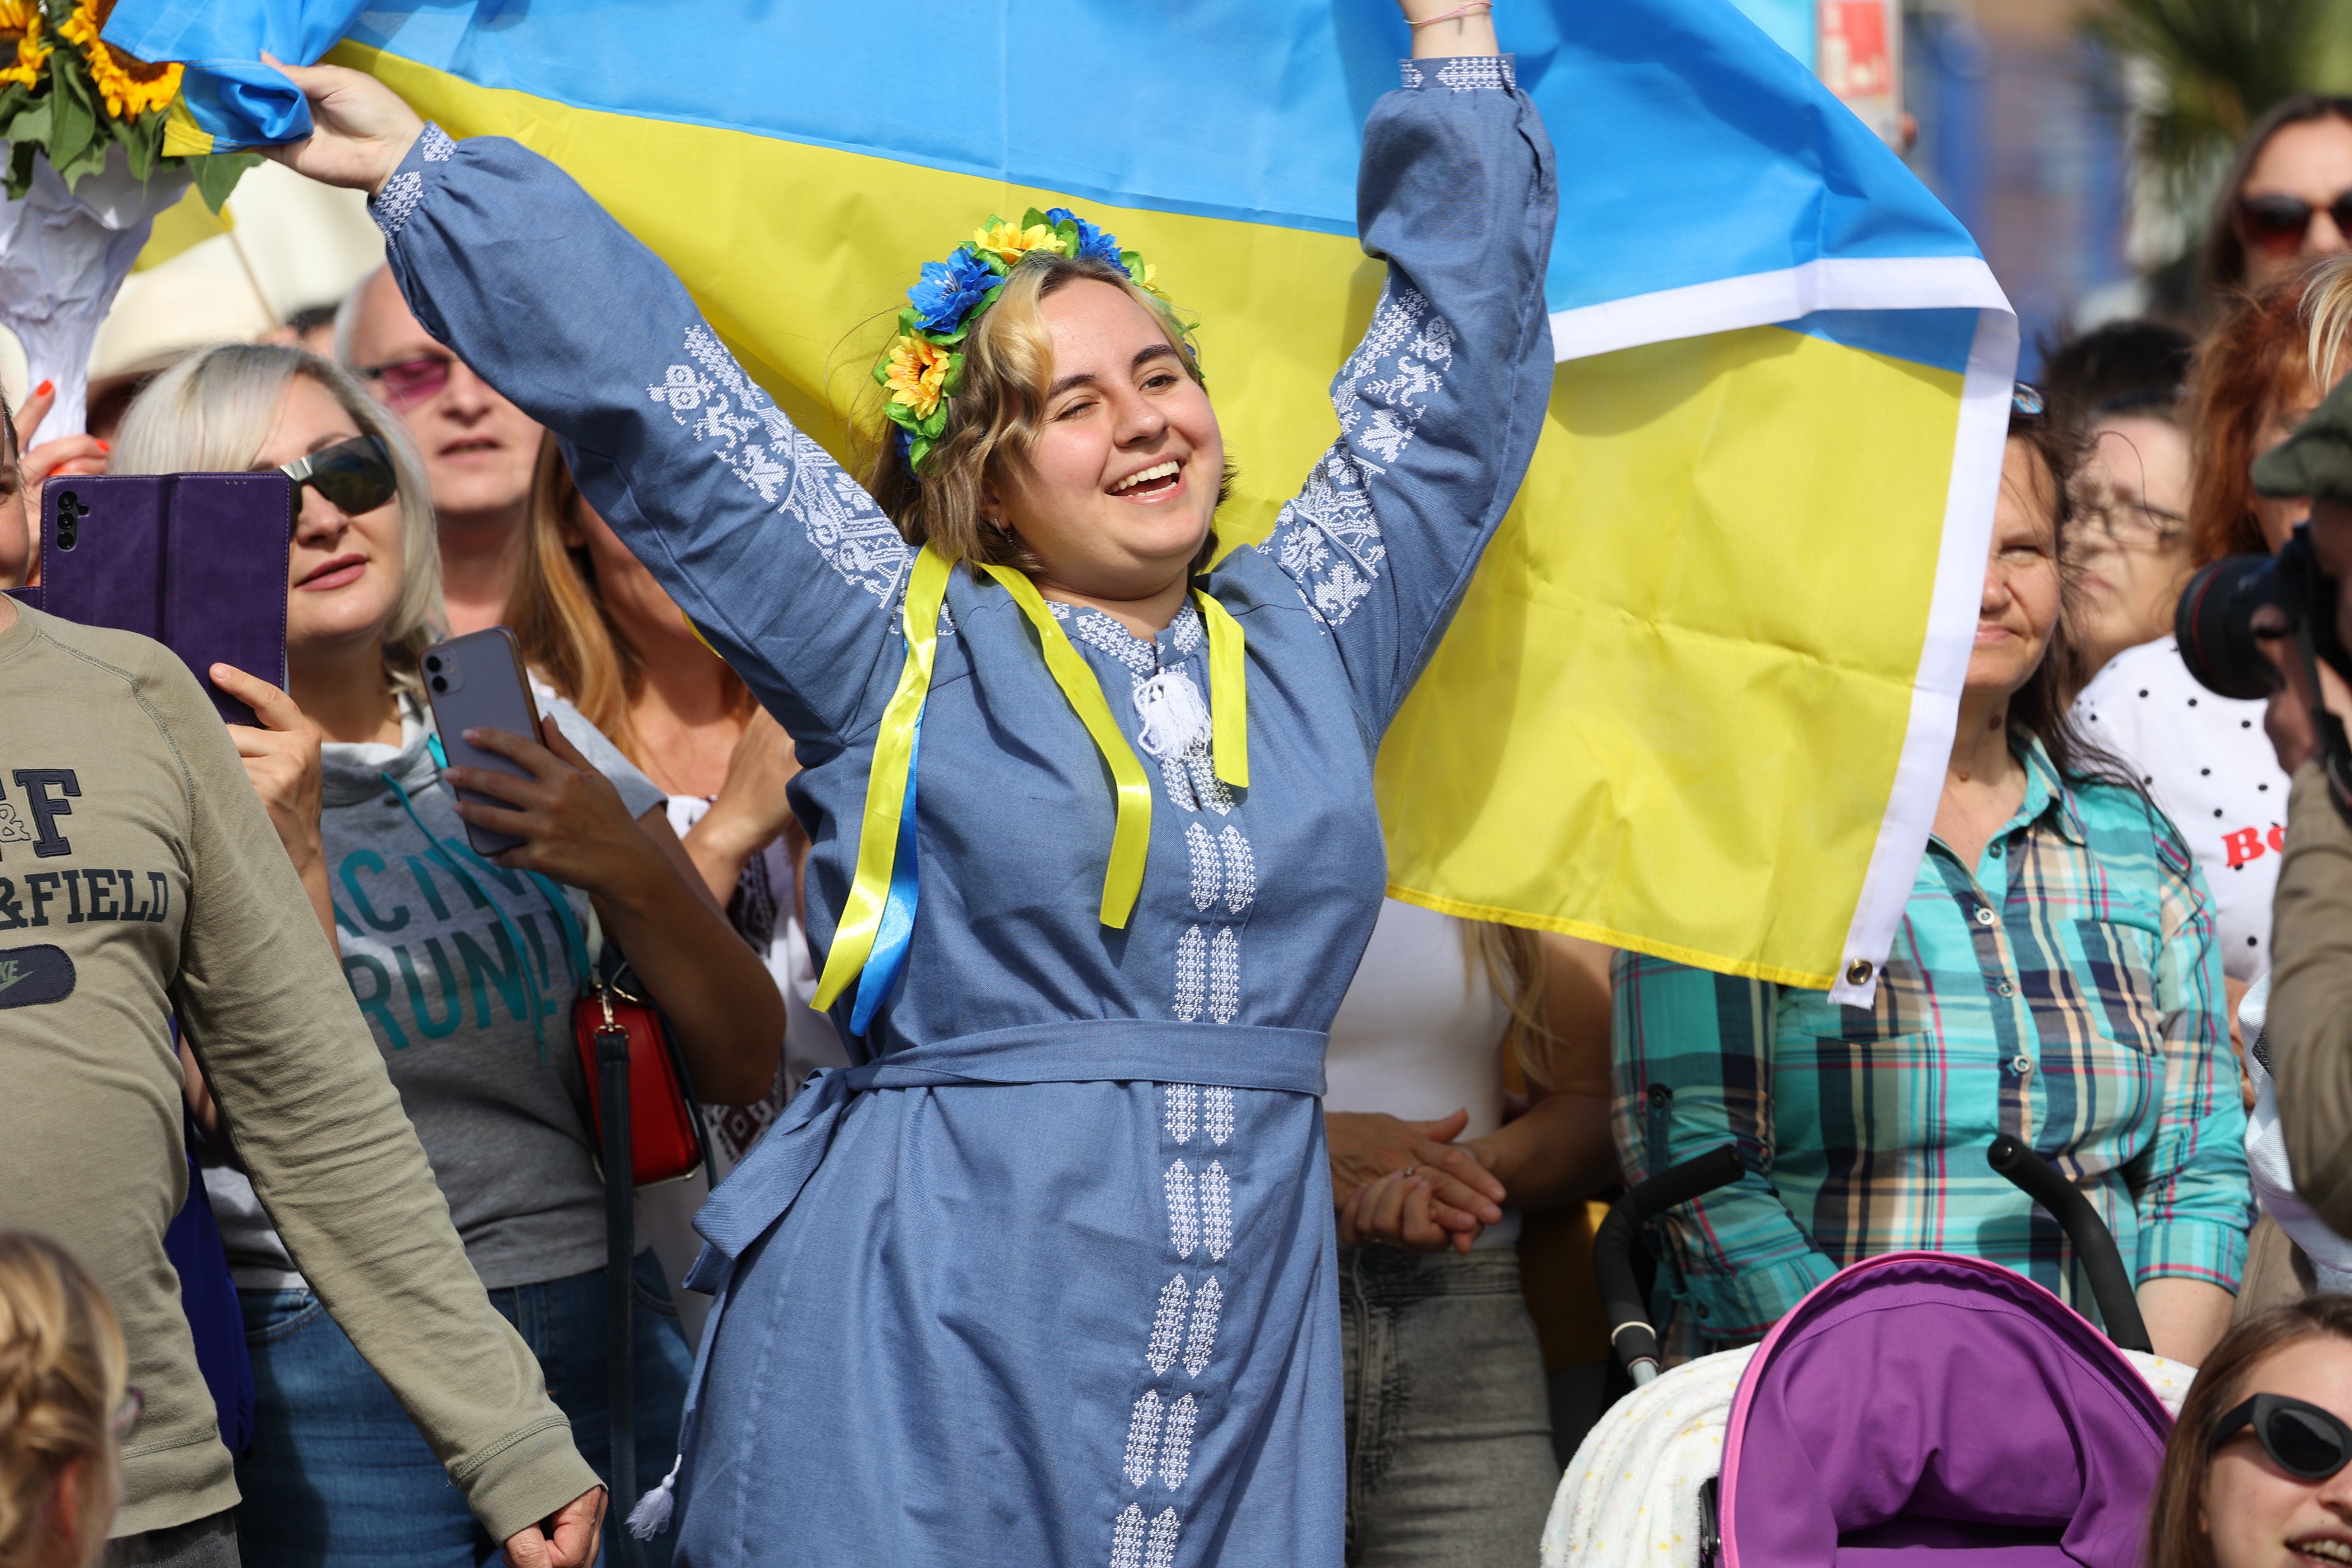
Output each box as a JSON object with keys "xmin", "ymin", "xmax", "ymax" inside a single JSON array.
[
  {"xmin": 34, "ymin": 379, "xmax": 50, "ymax": 397},
  {"xmin": 95, "ymin": 440, "xmax": 108, "ymax": 452}
]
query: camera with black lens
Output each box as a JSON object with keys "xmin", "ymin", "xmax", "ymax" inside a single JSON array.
[
  {"xmin": 2178, "ymin": 522, "xmax": 2352, "ymax": 811},
  {"xmin": 2176, "ymin": 527, "xmax": 2346, "ymax": 699}
]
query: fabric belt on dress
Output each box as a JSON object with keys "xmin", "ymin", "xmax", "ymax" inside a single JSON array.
[{"xmin": 624, "ymin": 1020, "xmax": 1328, "ymax": 1538}]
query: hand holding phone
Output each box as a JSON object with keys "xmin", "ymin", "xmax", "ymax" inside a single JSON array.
[{"xmin": 420, "ymin": 628, "xmax": 544, "ymax": 857}]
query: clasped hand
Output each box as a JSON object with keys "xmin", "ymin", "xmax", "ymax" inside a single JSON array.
[{"xmin": 1327, "ymin": 1109, "xmax": 1508, "ymax": 1254}]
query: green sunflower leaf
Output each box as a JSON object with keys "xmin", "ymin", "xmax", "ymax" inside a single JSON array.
[
  {"xmin": 189, "ymin": 151, "xmax": 256, "ymax": 213},
  {"xmin": 5, "ymin": 97, "xmax": 49, "ymax": 147}
]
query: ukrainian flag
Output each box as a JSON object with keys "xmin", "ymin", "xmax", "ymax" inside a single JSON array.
[{"xmin": 109, "ymin": 0, "xmax": 2015, "ymax": 1005}]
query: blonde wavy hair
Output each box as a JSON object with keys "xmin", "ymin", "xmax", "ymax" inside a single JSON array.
[
  {"xmin": 111, "ymin": 344, "xmax": 442, "ymax": 695},
  {"xmin": 2308, "ymin": 255, "xmax": 2352, "ymax": 395},
  {"xmin": 0, "ymin": 1234, "xmax": 126, "ymax": 1568},
  {"xmin": 860, "ymin": 253, "xmax": 1228, "ymax": 573}
]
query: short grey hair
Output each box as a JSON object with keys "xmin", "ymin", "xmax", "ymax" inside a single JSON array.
[
  {"xmin": 331, "ymin": 265, "xmax": 386, "ymax": 370},
  {"xmin": 110, "ymin": 343, "xmax": 442, "ymax": 693}
]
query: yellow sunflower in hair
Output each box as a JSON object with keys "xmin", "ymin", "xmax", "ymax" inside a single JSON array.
[
  {"xmin": 0, "ymin": 1, "xmax": 50, "ymax": 91},
  {"xmin": 883, "ymin": 333, "xmax": 954, "ymax": 422},
  {"xmin": 59, "ymin": 0, "xmax": 180, "ymax": 119},
  {"xmin": 971, "ymin": 216, "xmax": 1065, "ymax": 270}
]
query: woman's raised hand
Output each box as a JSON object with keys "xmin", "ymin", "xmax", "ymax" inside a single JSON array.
[
  {"xmin": 211, "ymin": 662, "xmax": 336, "ymax": 946},
  {"xmin": 684, "ymin": 708, "xmax": 802, "ymax": 903},
  {"xmin": 258, "ymin": 58, "xmax": 426, "ymax": 197}
]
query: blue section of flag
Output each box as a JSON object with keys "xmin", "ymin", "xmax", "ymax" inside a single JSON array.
[
  {"xmin": 109, "ymin": 0, "xmax": 1979, "ymax": 332},
  {"xmin": 175, "ymin": 59, "xmax": 314, "ymax": 144},
  {"xmin": 1776, "ymin": 309, "xmax": 1982, "ymax": 375}
]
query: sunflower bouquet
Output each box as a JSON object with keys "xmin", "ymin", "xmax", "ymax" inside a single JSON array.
[{"xmin": 0, "ymin": 0, "xmax": 249, "ymax": 209}]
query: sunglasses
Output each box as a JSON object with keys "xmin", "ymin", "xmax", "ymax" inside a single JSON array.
[
  {"xmin": 2211, "ymin": 1393, "xmax": 2352, "ymax": 1480},
  {"xmin": 2010, "ymin": 381, "xmax": 2047, "ymax": 424},
  {"xmin": 358, "ymin": 353, "xmax": 455, "ymax": 411},
  {"xmin": 279, "ymin": 433, "xmax": 398, "ymax": 517},
  {"xmin": 2237, "ymin": 192, "xmax": 2352, "ymax": 258}
]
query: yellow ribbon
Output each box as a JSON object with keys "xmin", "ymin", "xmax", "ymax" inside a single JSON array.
[
  {"xmin": 814, "ymin": 551, "xmax": 1252, "ymax": 1009},
  {"xmin": 982, "ymin": 564, "xmax": 1156, "ymax": 928},
  {"xmin": 1195, "ymin": 588, "xmax": 1250, "ymax": 789},
  {"xmin": 812, "ymin": 546, "xmax": 952, "ymax": 1011}
]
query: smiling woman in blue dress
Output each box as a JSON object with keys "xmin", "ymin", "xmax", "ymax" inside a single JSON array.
[{"xmin": 264, "ymin": 6, "xmax": 1556, "ymax": 1560}]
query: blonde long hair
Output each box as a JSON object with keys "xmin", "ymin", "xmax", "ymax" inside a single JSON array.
[
  {"xmin": 110, "ymin": 344, "xmax": 441, "ymax": 695},
  {"xmin": 506, "ymin": 437, "xmax": 754, "ymax": 770},
  {"xmin": 1464, "ymin": 921, "xmax": 1565, "ymax": 1089},
  {"xmin": 0, "ymin": 1234, "xmax": 126, "ymax": 1568},
  {"xmin": 860, "ymin": 252, "xmax": 1227, "ymax": 573}
]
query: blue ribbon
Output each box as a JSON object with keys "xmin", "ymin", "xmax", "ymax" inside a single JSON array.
[{"xmin": 847, "ymin": 712, "xmax": 921, "ymax": 1039}]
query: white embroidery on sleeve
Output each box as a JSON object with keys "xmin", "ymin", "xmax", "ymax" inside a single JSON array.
[{"xmin": 646, "ymin": 326, "xmax": 913, "ymax": 606}]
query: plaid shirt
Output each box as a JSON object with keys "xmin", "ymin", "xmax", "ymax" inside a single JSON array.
[{"xmin": 1614, "ymin": 737, "xmax": 2251, "ymax": 1346}]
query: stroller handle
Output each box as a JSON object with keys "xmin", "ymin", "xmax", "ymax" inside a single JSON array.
[
  {"xmin": 1985, "ymin": 1135, "xmax": 2153, "ymax": 1354},
  {"xmin": 1595, "ymin": 1145, "xmax": 1746, "ymax": 1385}
]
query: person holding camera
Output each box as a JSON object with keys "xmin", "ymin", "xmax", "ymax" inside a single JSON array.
[
  {"xmin": 2230, "ymin": 368, "xmax": 2352, "ymax": 1260},
  {"xmin": 106, "ymin": 342, "xmax": 783, "ymax": 1568}
]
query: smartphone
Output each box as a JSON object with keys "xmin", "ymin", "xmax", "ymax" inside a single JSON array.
[
  {"xmin": 419, "ymin": 627, "xmax": 544, "ymax": 858},
  {"xmin": 7, "ymin": 473, "xmax": 294, "ymax": 726}
]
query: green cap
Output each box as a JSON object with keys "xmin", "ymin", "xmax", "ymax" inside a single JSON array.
[{"xmin": 2254, "ymin": 370, "xmax": 2352, "ymax": 502}]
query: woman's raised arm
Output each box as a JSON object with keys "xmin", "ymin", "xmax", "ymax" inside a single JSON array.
[
  {"xmin": 1249, "ymin": 30, "xmax": 1557, "ymax": 735},
  {"xmin": 267, "ymin": 64, "xmax": 915, "ymax": 762}
]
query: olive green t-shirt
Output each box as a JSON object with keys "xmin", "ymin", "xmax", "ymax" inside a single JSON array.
[{"xmin": 0, "ymin": 604, "xmax": 598, "ymax": 1538}]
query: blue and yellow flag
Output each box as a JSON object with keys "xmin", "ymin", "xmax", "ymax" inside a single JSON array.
[{"xmin": 109, "ymin": 0, "xmax": 2016, "ymax": 1005}]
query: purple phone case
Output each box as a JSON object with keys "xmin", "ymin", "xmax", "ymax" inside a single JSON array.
[
  {"xmin": 420, "ymin": 627, "xmax": 543, "ymax": 858},
  {"xmin": 3, "ymin": 474, "xmax": 293, "ymax": 727}
]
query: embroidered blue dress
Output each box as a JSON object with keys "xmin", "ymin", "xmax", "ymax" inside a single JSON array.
[{"xmin": 371, "ymin": 55, "xmax": 1555, "ymax": 1568}]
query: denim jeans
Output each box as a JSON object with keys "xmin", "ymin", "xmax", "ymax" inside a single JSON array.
[
  {"xmin": 234, "ymin": 1251, "xmax": 692, "ymax": 1568},
  {"xmin": 1340, "ymin": 1247, "xmax": 1559, "ymax": 1567}
]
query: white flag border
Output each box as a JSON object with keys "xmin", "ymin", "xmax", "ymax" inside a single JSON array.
[{"xmin": 1546, "ymin": 256, "xmax": 2018, "ymax": 1006}]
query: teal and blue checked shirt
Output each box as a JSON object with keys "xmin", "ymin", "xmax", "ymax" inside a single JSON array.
[{"xmin": 1614, "ymin": 736, "xmax": 2252, "ymax": 1346}]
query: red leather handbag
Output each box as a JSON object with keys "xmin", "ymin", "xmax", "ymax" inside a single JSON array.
[{"xmin": 572, "ymin": 966, "xmax": 711, "ymax": 1187}]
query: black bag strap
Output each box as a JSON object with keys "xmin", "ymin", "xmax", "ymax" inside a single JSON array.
[{"xmin": 593, "ymin": 1001, "xmax": 643, "ymax": 1568}]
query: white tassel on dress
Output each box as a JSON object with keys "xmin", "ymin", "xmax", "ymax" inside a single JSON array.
[
  {"xmin": 1132, "ymin": 670, "xmax": 1212, "ymax": 760},
  {"xmin": 627, "ymin": 1454, "xmax": 683, "ymax": 1541}
]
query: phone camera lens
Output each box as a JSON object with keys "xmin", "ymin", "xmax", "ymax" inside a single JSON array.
[
  {"xmin": 430, "ymin": 675, "xmax": 448, "ymax": 692},
  {"xmin": 424, "ymin": 655, "xmax": 442, "ymax": 671}
]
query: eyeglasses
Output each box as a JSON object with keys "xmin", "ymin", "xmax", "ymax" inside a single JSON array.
[
  {"xmin": 279, "ymin": 433, "xmax": 398, "ymax": 517},
  {"xmin": 2237, "ymin": 192, "xmax": 2352, "ymax": 258},
  {"xmin": 2210, "ymin": 1393, "xmax": 2352, "ymax": 1480},
  {"xmin": 358, "ymin": 353, "xmax": 455, "ymax": 411},
  {"xmin": 113, "ymin": 1387, "xmax": 142, "ymax": 1443}
]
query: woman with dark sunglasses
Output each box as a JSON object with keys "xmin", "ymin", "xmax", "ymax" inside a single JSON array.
[
  {"xmin": 2206, "ymin": 96, "xmax": 2352, "ymax": 311},
  {"xmin": 2145, "ymin": 1296, "xmax": 2352, "ymax": 1568},
  {"xmin": 105, "ymin": 343, "xmax": 785, "ymax": 1568}
]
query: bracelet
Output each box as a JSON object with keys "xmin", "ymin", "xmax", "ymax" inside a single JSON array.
[{"xmin": 1408, "ymin": 2, "xmax": 1491, "ymax": 25}]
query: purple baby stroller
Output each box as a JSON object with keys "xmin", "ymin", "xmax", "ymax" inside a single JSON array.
[{"xmin": 1545, "ymin": 1142, "xmax": 2187, "ymax": 1568}]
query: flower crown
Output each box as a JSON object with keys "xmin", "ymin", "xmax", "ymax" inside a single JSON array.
[{"xmin": 875, "ymin": 206, "xmax": 1160, "ymax": 474}]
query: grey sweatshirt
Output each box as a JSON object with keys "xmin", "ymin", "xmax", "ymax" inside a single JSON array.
[{"xmin": 0, "ymin": 605, "xmax": 599, "ymax": 1538}]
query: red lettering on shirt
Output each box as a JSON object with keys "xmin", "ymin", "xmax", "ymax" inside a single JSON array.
[
  {"xmin": 2269, "ymin": 823, "xmax": 2287, "ymax": 855},
  {"xmin": 2224, "ymin": 827, "xmax": 2266, "ymax": 869}
]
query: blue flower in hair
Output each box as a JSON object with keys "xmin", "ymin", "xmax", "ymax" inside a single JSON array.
[
  {"xmin": 907, "ymin": 247, "xmax": 999, "ymax": 333},
  {"xmin": 1046, "ymin": 207, "xmax": 1126, "ymax": 270}
]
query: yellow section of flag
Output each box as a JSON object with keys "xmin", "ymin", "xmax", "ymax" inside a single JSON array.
[{"xmin": 1379, "ymin": 328, "xmax": 1961, "ymax": 988}]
